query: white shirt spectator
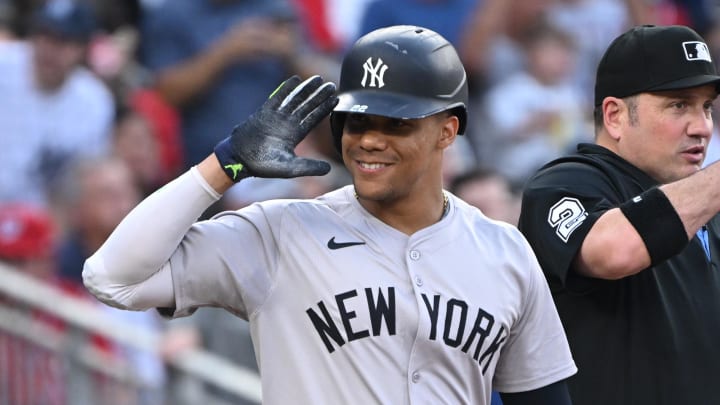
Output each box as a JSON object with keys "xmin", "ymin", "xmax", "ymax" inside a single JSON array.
[
  {"xmin": 483, "ymin": 71, "xmax": 589, "ymax": 186},
  {"xmin": 0, "ymin": 41, "xmax": 114, "ymax": 205}
]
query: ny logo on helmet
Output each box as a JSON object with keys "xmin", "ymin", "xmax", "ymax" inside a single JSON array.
[{"xmin": 361, "ymin": 57, "xmax": 388, "ymax": 88}]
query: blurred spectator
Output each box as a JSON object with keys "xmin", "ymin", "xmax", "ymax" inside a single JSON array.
[
  {"xmin": 480, "ymin": 18, "xmax": 590, "ymax": 188},
  {"xmin": 112, "ymin": 96, "xmax": 182, "ymax": 197},
  {"xmin": 356, "ymin": 0, "xmax": 478, "ymax": 47},
  {"xmin": 0, "ymin": 204, "xmax": 57, "ymax": 280},
  {"xmin": 321, "ymin": 0, "xmax": 374, "ymax": 52},
  {"xmin": 81, "ymin": 0, "xmax": 183, "ymax": 188},
  {"xmin": 449, "ymin": 168, "xmax": 520, "ymax": 226},
  {"xmin": 2, "ymin": 0, "xmax": 43, "ymax": 38},
  {"xmin": 48, "ymin": 154, "xmax": 247, "ymax": 404},
  {"xmin": 458, "ymin": 0, "xmax": 556, "ymax": 93},
  {"xmin": 703, "ymin": 103, "xmax": 720, "ymax": 167},
  {"xmin": 0, "ymin": 0, "xmax": 114, "ymax": 206},
  {"xmin": 127, "ymin": 89, "xmax": 183, "ymax": 181},
  {"xmin": 138, "ymin": 0, "xmax": 339, "ymax": 170},
  {"xmin": 625, "ymin": 0, "xmax": 717, "ymax": 35},
  {"xmin": 548, "ymin": 0, "xmax": 631, "ymax": 108},
  {"xmin": 87, "ymin": 20, "xmax": 148, "ymax": 99},
  {"xmin": 456, "ymin": 0, "xmax": 557, "ymax": 164},
  {"xmin": 0, "ymin": 202, "xmax": 169, "ymax": 405},
  {"xmin": 0, "ymin": 0, "xmax": 15, "ymax": 40},
  {"xmin": 48, "ymin": 156, "xmax": 167, "ymax": 402},
  {"xmin": 112, "ymin": 106, "xmax": 163, "ymax": 196},
  {"xmin": 90, "ymin": 0, "xmax": 141, "ymax": 34},
  {"xmin": 50, "ymin": 156, "xmax": 138, "ymax": 285},
  {"xmin": 291, "ymin": 0, "xmax": 342, "ymax": 53},
  {"xmin": 442, "ymin": 136, "xmax": 479, "ymax": 188},
  {"xmin": 705, "ymin": 129, "xmax": 720, "ymax": 167},
  {"xmin": 85, "ymin": 0, "xmax": 156, "ymax": 106},
  {"xmin": 0, "ymin": 203, "xmax": 143, "ymax": 405},
  {"xmin": 0, "ymin": 203, "xmax": 66, "ymax": 405}
]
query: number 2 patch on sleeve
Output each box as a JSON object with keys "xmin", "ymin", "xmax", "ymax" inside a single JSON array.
[{"xmin": 547, "ymin": 197, "xmax": 588, "ymax": 242}]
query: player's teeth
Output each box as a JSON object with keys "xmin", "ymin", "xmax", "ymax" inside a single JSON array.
[{"xmin": 360, "ymin": 163, "xmax": 385, "ymax": 169}]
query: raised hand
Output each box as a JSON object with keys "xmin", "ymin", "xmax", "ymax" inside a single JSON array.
[{"xmin": 214, "ymin": 75, "xmax": 338, "ymax": 181}]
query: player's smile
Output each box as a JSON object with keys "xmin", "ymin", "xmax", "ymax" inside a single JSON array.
[
  {"xmin": 358, "ymin": 161, "xmax": 388, "ymax": 169},
  {"xmin": 356, "ymin": 161, "xmax": 391, "ymax": 172}
]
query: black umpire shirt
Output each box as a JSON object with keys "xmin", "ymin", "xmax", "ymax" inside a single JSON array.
[{"xmin": 518, "ymin": 143, "xmax": 720, "ymax": 405}]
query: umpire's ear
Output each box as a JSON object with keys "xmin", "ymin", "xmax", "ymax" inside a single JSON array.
[{"xmin": 602, "ymin": 96, "xmax": 625, "ymax": 142}]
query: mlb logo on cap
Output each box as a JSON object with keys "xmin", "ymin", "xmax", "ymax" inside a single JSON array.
[
  {"xmin": 683, "ymin": 41, "xmax": 712, "ymax": 62},
  {"xmin": 594, "ymin": 25, "xmax": 720, "ymax": 106}
]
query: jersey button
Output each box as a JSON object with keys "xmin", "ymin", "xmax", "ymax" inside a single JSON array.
[
  {"xmin": 411, "ymin": 371, "xmax": 421, "ymax": 383},
  {"xmin": 414, "ymin": 275, "xmax": 423, "ymax": 286},
  {"xmin": 409, "ymin": 250, "xmax": 421, "ymax": 260}
]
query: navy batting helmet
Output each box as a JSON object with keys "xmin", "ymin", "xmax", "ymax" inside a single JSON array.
[{"xmin": 331, "ymin": 25, "xmax": 469, "ymax": 152}]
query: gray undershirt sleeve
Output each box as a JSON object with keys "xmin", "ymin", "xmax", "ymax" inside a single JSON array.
[{"xmin": 83, "ymin": 167, "xmax": 222, "ymax": 310}]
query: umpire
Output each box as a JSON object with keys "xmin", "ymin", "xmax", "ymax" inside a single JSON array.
[{"xmin": 519, "ymin": 24, "xmax": 720, "ymax": 405}]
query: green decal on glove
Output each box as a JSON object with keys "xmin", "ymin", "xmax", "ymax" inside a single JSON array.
[{"xmin": 223, "ymin": 163, "xmax": 245, "ymax": 181}]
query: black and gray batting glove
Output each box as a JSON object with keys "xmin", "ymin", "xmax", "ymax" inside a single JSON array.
[{"xmin": 214, "ymin": 75, "xmax": 338, "ymax": 181}]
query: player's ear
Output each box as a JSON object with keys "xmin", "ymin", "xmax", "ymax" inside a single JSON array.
[
  {"xmin": 602, "ymin": 97, "xmax": 624, "ymax": 141},
  {"xmin": 437, "ymin": 113, "xmax": 459, "ymax": 148}
]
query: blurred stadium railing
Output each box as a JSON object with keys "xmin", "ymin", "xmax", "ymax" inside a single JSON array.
[{"xmin": 0, "ymin": 262, "xmax": 261, "ymax": 405}]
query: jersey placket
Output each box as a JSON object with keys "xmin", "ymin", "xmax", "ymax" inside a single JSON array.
[{"xmin": 405, "ymin": 240, "xmax": 439, "ymax": 404}]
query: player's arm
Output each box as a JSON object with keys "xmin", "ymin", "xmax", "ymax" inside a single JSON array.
[
  {"xmin": 499, "ymin": 379, "xmax": 572, "ymax": 405},
  {"xmin": 575, "ymin": 160, "xmax": 720, "ymax": 279},
  {"xmin": 82, "ymin": 165, "xmax": 220, "ymax": 310},
  {"xmin": 83, "ymin": 75, "xmax": 337, "ymax": 311}
]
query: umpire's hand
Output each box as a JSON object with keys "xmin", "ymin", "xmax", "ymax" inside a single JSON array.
[{"xmin": 214, "ymin": 75, "xmax": 338, "ymax": 181}]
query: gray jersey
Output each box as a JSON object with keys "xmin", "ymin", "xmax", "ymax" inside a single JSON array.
[{"xmin": 166, "ymin": 184, "xmax": 575, "ymax": 404}]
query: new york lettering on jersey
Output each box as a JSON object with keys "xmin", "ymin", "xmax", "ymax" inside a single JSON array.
[{"xmin": 306, "ymin": 286, "xmax": 506, "ymax": 373}]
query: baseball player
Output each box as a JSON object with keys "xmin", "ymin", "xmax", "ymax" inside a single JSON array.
[
  {"xmin": 518, "ymin": 25, "xmax": 720, "ymax": 405},
  {"xmin": 84, "ymin": 25, "xmax": 576, "ymax": 404}
]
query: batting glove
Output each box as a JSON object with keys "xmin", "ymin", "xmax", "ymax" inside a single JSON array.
[{"xmin": 214, "ymin": 75, "xmax": 338, "ymax": 181}]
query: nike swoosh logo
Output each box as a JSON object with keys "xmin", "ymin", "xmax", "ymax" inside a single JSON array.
[{"xmin": 327, "ymin": 236, "xmax": 366, "ymax": 250}]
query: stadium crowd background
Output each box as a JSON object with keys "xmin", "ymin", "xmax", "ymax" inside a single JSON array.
[{"xmin": 0, "ymin": 0, "xmax": 719, "ymax": 404}]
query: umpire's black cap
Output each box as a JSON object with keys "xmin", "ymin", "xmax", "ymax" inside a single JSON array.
[{"xmin": 595, "ymin": 24, "xmax": 720, "ymax": 106}]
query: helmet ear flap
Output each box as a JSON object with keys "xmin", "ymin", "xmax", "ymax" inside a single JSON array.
[{"xmin": 330, "ymin": 112, "xmax": 346, "ymax": 155}]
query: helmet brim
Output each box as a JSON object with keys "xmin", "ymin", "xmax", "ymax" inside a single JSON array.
[{"xmin": 334, "ymin": 90, "xmax": 461, "ymax": 120}]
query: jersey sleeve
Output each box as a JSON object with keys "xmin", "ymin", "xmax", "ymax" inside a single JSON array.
[
  {"xmin": 518, "ymin": 161, "xmax": 619, "ymax": 292},
  {"xmin": 168, "ymin": 202, "xmax": 285, "ymax": 320},
  {"xmin": 492, "ymin": 237, "xmax": 577, "ymax": 392}
]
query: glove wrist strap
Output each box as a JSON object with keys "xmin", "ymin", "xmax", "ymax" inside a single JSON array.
[{"xmin": 214, "ymin": 137, "xmax": 251, "ymax": 183}]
